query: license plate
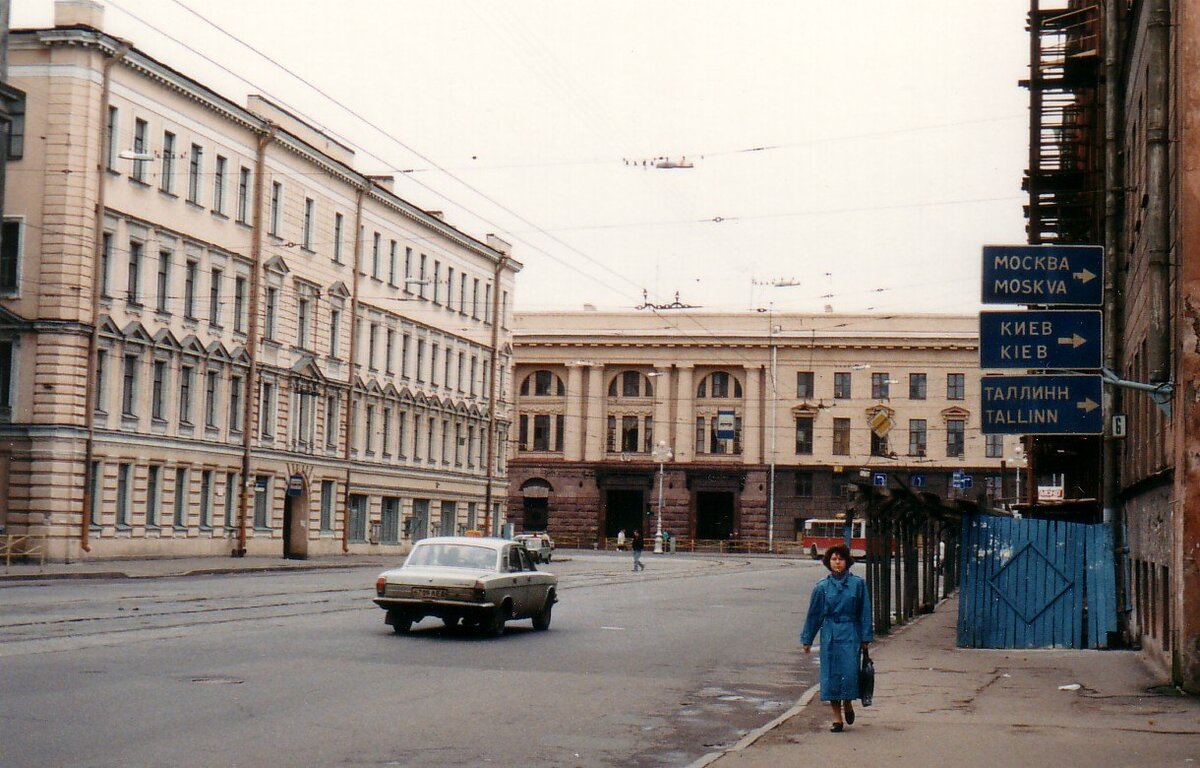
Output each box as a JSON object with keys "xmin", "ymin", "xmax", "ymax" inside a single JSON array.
[{"xmin": 412, "ymin": 587, "xmax": 441, "ymax": 598}]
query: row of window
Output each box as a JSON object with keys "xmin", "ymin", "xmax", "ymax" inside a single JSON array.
[
  {"xmin": 87, "ymin": 462, "xmax": 489, "ymax": 544},
  {"xmin": 92, "ymin": 345, "xmax": 501, "ymax": 472},
  {"xmin": 793, "ymin": 417, "xmax": 997, "ymax": 458},
  {"xmin": 518, "ymin": 369, "xmax": 968, "ymax": 402},
  {"xmin": 800, "ymin": 371, "xmax": 966, "ymax": 401},
  {"xmin": 104, "ymin": 106, "xmax": 505, "ymax": 329}
]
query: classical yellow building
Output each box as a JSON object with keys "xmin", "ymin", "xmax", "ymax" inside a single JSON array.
[
  {"xmin": 0, "ymin": 1, "xmax": 518, "ymax": 560},
  {"xmin": 508, "ymin": 311, "xmax": 1019, "ymax": 545}
]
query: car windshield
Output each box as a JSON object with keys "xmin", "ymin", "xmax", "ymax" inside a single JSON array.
[{"xmin": 406, "ymin": 544, "xmax": 496, "ymax": 570}]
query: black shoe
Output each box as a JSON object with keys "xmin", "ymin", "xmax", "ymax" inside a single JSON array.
[
  {"xmin": 844, "ymin": 705, "xmax": 855, "ymax": 725},
  {"xmin": 830, "ymin": 723, "xmax": 843, "ymax": 733}
]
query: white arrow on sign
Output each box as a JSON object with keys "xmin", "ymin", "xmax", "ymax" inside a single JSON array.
[
  {"xmin": 1077, "ymin": 398, "xmax": 1100, "ymax": 413},
  {"xmin": 1057, "ymin": 334, "xmax": 1087, "ymax": 348},
  {"xmin": 1073, "ymin": 268, "xmax": 1097, "ymax": 284}
]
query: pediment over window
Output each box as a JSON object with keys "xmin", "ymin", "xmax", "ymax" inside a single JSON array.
[
  {"xmin": 97, "ymin": 315, "xmax": 122, "ymax": 338},
  {"xmin": 264, "ymin": 254, "xmax": 290, "ymax": 275},
  {"xmin": 326, "ymin": 281, "xmax": 351, "ymax": 300},
  {"xmin": 864, "ymin": 404, "xmax": 895, "ymax": 420},
  {"xmin": 120, "ymin": 321, "xmax": 153, "ymax": 345},
  {"xmin": 941, "ymin": 406, "xmax": 970, "ymax": 420},
  {"xmin": 792, "ymin": 403, "xmax": 822, "ymax": 418},
  {"xmin": 206, "ymin": 341, "xmax": 231, "ymax": 361},
  {"xmin": 179, "ymin": 335, "xmax": 205, "ymax": 357},
  {"xmin": 153, "ymin": 328, "xmax": 181, "ymax": 349},
  {"xmin": 290, "ymin": 354, "xmax": 326, "ymax": 383}
]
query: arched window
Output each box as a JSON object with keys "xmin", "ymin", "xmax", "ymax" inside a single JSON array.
[
  {"xmin": 607, "ymin": 370, "xmax": 654, "ymax": 398},
  {"xmin": 696, "ymin": 371, "xmax": 742, "ymax": 399},
  {"xmin": 519, "ymin": 369, "xmax": 565, "ymax": 397}
]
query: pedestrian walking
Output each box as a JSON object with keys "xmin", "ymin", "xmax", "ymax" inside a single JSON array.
[
  {"xmin": 616, "ymin": 529, "xmax": 626, "ymax": 551},
  {"xmin": 800, "ymin": 544, "xmax": 873, "ymax": 733},
  {"xmin": 631, "ymin": 529, "xmax": 645, "ymax": 571}
]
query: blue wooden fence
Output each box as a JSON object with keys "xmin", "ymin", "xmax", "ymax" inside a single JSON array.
[{"xmin": 957, "ymin": 515, "xmax": 1117, "ymax": 649}]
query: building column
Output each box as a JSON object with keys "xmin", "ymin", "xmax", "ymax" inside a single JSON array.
[
  {"xmin": 583, "ymin": 364, "xmax": 605, "ymax": 462},
  {"xmin": 673, "ymin": 365, "xmax": 694, "ymax": 462},
  {"xmin": 742, "ymin": 366, "xmax": 762, "ymax": 464},
  {"xmin": 652, "ymin": 365, "xmax": 672, "ymax": 454},
  {"xmin": 564, "ymin": 363, "xmax": 585, "ymax": 461}
]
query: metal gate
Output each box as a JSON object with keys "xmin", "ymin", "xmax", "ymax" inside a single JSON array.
[{"xmin": 958, "ymin": 515, "xmax": 1117, "ymax": 649}]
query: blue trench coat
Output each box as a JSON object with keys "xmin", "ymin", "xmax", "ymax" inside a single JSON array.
[{"xmin": 799, "ymin": 570, "xmax": 873, "ymax": 701}]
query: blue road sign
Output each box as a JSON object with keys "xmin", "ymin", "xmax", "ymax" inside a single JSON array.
[
  {"xmin": 979, "ymin": 310, "xmax": 1103, "ymax": 370},
  {"xmin": 872, "ymin": 472, "xmax": 887, "ymax": 487},
  {"xmin": 911, "ymin": 474, "xmax": 926, "ymax": 488},
  {"xmin": 981, "ymin": 374, "xmax": 1103, "ymax": 435},
  {"xmin": 981, "ymin": 245, "xmax": 1103, "ymax": 306}
]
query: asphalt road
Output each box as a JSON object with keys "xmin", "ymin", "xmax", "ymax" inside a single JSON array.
[{"xmin": 0, "ymin": 552, "xmax": 825, "ymax": 768}]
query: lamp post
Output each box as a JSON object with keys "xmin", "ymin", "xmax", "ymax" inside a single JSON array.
[{"xmin": 651, "ymin": 441, "xmax": 673, "ymax": 553}]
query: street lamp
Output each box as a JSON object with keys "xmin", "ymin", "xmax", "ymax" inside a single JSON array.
[{"xmin": 651, "ymin": 441, "xmax": 673, "ymax": 553}]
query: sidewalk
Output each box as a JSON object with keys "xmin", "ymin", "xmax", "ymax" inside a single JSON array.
[
  {"xmin": 703, "ymin": 600, "xmax": 1200, "ymax": 768},
  {"xmin": 0, "ymin": 554, "xmax": 391, "ymax": 581}
]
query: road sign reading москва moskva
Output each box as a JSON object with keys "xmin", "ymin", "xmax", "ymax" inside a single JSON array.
[{"xmin": 981, "ymin": 245, "xmax": 1104, "ymax": 306}]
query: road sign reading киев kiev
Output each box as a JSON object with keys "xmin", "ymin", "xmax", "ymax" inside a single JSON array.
[
  {"xmin": 979, "ymin": 309, "xmax": 1102, "ymax": 369},
  {"xmin": 981, "ymin": 374, "xmax": 1103, "ymax": 434},
  {"xmin": 981, "ymin": 245, "xmax": 1103, "ymax": 305}
]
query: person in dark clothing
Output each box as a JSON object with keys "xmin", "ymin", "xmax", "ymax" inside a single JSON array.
[{"xmin": 631, "ymin": 529, "xmax": 645, "ymax": 571}]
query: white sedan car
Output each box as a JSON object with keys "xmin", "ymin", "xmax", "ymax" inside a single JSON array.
[{"xmin": 374, "ymin": 537, "xmax": 558, "ymax": 636}]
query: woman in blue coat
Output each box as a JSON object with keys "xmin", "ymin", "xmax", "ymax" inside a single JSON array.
[{"xmin": 800, "ymin": 544, "xmax": 873, "ymax": 732}]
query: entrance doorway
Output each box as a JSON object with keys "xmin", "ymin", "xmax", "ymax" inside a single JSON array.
[
  {"xmin": 605, "ymin": 489, "xmax": 646, "ymax": 538},
  {"xmin": 523, "ymin": 497, "xmax": 548, "ymax": 531},
  {"xmin": 282, "ymin": 495, "xmax": 308, "ymax": 559},
  {"xmin": 695, "ymin": 491, "xmax": 735, "ymax": 540}
]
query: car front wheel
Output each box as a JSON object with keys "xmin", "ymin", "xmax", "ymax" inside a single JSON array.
[{"xmin": 532, "ymin": 597, "xmax": 553, "ymax": 631}]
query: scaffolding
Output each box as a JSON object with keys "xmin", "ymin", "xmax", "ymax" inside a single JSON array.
[{"xmin": 1022, "ymin": 0, "xmax": 1104, "ymax": 245}]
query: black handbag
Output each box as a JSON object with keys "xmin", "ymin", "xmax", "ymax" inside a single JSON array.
[{"xmin": 859, "ymin": 647, "xmax": 875, "ymax": 706}]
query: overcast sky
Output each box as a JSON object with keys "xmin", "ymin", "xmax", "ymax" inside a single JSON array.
[{"xmin": 13, "ymin": 0, "xmax": 1032, "ymax": 315}]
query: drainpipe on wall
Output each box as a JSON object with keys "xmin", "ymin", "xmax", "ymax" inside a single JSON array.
[
  {"xmin": 79, "ymin": 41, "xmax": 130, "ymax": 554},
  {"xmin": 341, "ymin": 186, "xmax": 366, "ymax": 553},
  {"xmin": 1102, "ymin": 0, "xmax": 1128, "ymax": 636},
  {"xmin": 1145, "ymin": 0, "xmax": 1172, "ymax": 383},
  {"xmin": 235, "ymin": 123, "xmax": 275, "ymax": 557},
  {"xmin": 482, "ymin": 253, "xmax": 509, "ymax": 536}
]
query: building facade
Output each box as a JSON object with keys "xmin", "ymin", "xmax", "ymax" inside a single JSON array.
[
  {"xmin": 0, "ymin": 1, "xmax": 518, "ymax": 561},
  {"xmin": 508, "ymin": 311, "xmax": 1019, "ymax": 546},
  {"xmin": 1021, "ymin": 0, "xmax": 1200, "ymax": 690}
]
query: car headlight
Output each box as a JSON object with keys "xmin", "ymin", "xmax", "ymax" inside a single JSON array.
[{"xmin": 473, "ymin": 580, "xmax": 487, "ymax": 600}]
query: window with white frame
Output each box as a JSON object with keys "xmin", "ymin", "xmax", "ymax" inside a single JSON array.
[
  {"xmin": 237, "ymin": 167, "xmax": 250, "ymax": 223},
  {"xmin": 1, "ymin": 219, "xmax": 22, "ymax": 294},
  {"xmin": 161, "ymin": 131, "xmax": 176, "ymax": 193},
  {"xmin": 213, "ymin": 155, "xmax": 227, "ymax": 213},
  {"xmin": 187, "ymin": 143, "xmax": 202, "ymax": 203},
  {"xmin": 209, "ymin": 267, "xmax": 222, "ymax": 326},
  {"xmin": 303, "ymin": 198, "xmax": 315, "ymax": 250},
  {"xmin": 183, "ymin": 260, "xmax": 197, "ymax": 319},
  {"xmin": 131, "ymin": 119, "xmax": 148, "ymax": 181},
  {"xmin": 269, "ymin": 181, "xmax": 282, "ymax": 237}
]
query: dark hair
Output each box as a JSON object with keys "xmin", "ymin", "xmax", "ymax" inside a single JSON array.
[{"xmin": 822, "ymin": 544, "xmax": 854, "ymax": 571}]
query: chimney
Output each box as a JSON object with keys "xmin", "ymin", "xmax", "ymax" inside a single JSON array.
[
  {"xmin": 486, "ymin": 234, "xmax": 512, "ymax": 255},
  {"xmin": 366, "ymin": 174, "xmax": 394, "ymax": 192},
  {"xmin": 55, "ymin": 0, "xmax": 104, "ymax": 30}
]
